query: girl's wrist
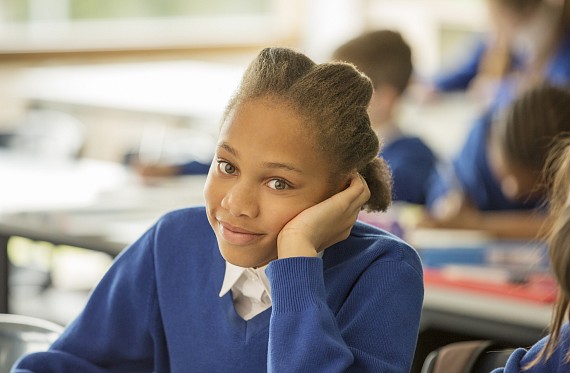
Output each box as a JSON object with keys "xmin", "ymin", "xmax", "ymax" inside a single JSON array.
[{"xmin": 277, "ymin": 235, "xmax": 319, "ymax": 259}]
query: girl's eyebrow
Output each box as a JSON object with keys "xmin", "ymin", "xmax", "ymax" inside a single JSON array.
[
  {"xmin": 263, "ymin": 162, "xmax": 303, "ymax": 174},
  {"xmin": 218, "ymin": 142, "xmax": 238, "ymax": 157},
  {"xmin": 217, "ymin": 142, "xmax": 303, "ymax": 174}
]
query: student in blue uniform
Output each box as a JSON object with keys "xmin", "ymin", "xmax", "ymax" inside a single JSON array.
[
  {"xmin": 333, "ymin": 30, "xmax": 437, "ymax": 205},
  {"xmin": 425, "ymin": 84, "xmax": 570, "ymax": 238},
  {"xmin": 12, "ymin": 48, "xmax": 424, "ymax": 373},
  {"xmin": 426, "ymin": 0, "xmax": 570, "ymax": 233},
  {"xmin": 425, "ymin": 0, "xmax": 570, "ymax": 102},
  {"xmin": 491, "ymin": 137, "xmax": 570, "ymax": 372}
]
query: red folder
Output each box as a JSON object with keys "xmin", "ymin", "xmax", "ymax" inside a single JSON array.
[{"xmin": 424, "ymin": 267, "xmax": 558, "ymax": 304}]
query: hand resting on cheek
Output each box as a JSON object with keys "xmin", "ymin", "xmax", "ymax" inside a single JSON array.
[{"xmin": 277, "ymin": 173, "xmax": 370, "ymax": 259}]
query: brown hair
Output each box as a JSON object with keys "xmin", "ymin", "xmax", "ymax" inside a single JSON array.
[
  {"xmin": 331, "ymin": 30, "xmax": 412, "ymax": 94},
  {"xmin": 494, "ymin": 84, "xmax": 570, "ymax": 174},
  {"xmin": 222, "ymin": 47, "xmax": 392, "ymax": 212},
  {"xmin": 527, "ymin": 137, "xmax": 570, "ymax": 368}
]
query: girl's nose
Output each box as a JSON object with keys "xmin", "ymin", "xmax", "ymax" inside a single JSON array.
[{"xmin": 220, "ymin": 183, "xmax": 259, "ymax": 218}]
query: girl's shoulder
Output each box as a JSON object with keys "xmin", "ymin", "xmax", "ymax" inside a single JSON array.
[
  {"xmin": 152, "ymin": 206, "xmax": 216, "ymax": 248},
  {"xmin": 498, "ymin": 323, "xmax": 570, "ymax": 372},
  {"xmin": 156, "ymin": 206, "xmax": 209, "ymax": 231},
  {"xmin": 331, "ymin": 221, "xmax": 422, "ymax": 276}
]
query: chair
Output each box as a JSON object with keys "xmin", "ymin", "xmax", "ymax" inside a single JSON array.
[
  {"xmin": 0, "ymin": 313, "xmax": 64, "ymax": 371},
  {"xmin": 421, "ymin": 340, "xmax": 515, "ymax": 373}
]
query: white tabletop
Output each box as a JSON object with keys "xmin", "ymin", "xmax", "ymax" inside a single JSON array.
[{"xmin": 0, "ymin": 152, "xmax": 207, "ymax": 249}]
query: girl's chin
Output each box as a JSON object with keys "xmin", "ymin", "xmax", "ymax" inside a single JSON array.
[{"xmin": 218, "ymin": 244, "xmax": 277, "ymax": 268}]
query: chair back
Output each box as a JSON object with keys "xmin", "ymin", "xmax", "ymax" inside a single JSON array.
[
  {"xmin": 421, "ymin": 340, "xmax": 514, "ymax": 373},
  {"xmin": 0, "ymin": 313, "xmax": 64, "ymax": 371}
]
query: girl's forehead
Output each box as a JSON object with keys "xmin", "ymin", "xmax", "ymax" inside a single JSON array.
[
  {"xmin": 218, "ymin": 98, "xmax": 324, "ymax": 163},
  {"xmin": 222, "ymin": 98, "xmax": 313, "ymax": 138}
]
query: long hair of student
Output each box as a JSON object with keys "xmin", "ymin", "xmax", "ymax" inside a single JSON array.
[{"xmin": 527, "ymin": 136, "xmax": 570, "ymax": 368}]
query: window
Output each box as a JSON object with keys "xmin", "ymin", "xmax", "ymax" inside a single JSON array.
[{"xmin": 0, "ymin": 0, "xmax": 300, "ymax": 53}]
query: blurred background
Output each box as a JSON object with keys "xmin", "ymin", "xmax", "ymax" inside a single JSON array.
[
  {"xmin": 0, "ymin": 0, "xmax": 500, "ymax": 360},
  {"xmin": 0, "ymin": 0, "xmax": 487, "ymax": 162}
]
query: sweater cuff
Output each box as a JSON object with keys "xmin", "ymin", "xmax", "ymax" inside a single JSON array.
[{"xmin": 266, "ymin": 257, "xmax": 325, "ymax": 313}]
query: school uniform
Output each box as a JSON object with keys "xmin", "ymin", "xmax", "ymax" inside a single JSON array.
[
  {"xmin": 13, "ymin": 206, "xmax": 424, "ymax": 373},
  {"xmin": 381, "ymin": 135, "xmax": 437, "ymax": 205},
  {"xmin": 491, "ymin": 323, "xmax": 570, "ymax": 372},
  {"xmin": 433, "ymin": 37, "xmax": 488, "ymax": 92},
  {"xmin": 426, "ymin": 33, "xmax": 570, "ymax": 211},
  {"xmin": 432, "ymin": 36, "xmax": 524, "ymax": 94}
]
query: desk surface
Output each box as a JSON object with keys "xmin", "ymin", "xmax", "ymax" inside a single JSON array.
[
  {"xmin": 422, "ymin": 284, "xmax": 551, "ymax": 343},
  {"xmin": 0, "ymin": 152, "xmax": 206, "ymax": 253}
]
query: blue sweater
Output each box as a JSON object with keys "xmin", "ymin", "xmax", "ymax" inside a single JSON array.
[
  {"xmin": 492, "ymin": 324, "xmax": 570, "ymax": 372},
  {"xmin": 427, "ymin": 33, "xmax": 570, "ymax": 212},
  {"xmin": 13, "ymin": 207, "xmax": 424, "ymax": 373},
  {"xmin": 381, "ymin": 135, "xmax": 437, "ymax": 205}
]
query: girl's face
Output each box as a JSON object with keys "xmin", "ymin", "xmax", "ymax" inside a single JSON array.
[{"xmin": 204, "ymin": 97, "xmax": 341, "ymax": 268}]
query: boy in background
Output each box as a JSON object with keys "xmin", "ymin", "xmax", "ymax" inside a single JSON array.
[{"xmin": 333, "ymin": 30, "xmax": 437, "ymax": 205}]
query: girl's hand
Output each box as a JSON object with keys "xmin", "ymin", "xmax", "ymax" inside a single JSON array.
[
  {"xmin": 421, "ymin": 190, "xmax": 482, "ymax": 229},
  {"xmin": 277, "ymin": 173, "xmax": 370, "ymax": 259}
]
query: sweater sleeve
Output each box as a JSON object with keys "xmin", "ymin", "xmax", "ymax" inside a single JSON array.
[
  {"xmin": 491, "ymin": 323, "xmax": 570, "ymax": 373},
  {"xmin": 433, "ymin": 37, "xmax": 486, "ymax": 92},
  {"xmin": 266, "ymin": 256, "xmax": 423, "ymax": 373},
  {"xmin": 11, "ymin": 225, "xmax": 159, "ymax": 373}
]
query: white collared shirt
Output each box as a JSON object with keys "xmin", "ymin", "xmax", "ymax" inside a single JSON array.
[
  {"xmin": 219, "ymin": 252, "xmax": 324, "ymax": 321},
  {"xmin": 219, "ymin": 262, "xmax": 272, "ymax": 321}
]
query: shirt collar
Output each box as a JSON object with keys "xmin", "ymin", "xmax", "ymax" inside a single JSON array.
[
  {"xmin": 219, "ymin": 261, "xmax": 271, "ymax": 298},
  {"xmin": 219, "ymin": 252, "xmax": 324, "ymax": 298},
  {"xmin": 219, "ymin": 261, "xmax": 246, "ymax": 297}
]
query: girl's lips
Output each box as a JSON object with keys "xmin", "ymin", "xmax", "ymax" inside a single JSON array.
[{"xmin": 218, "ymin": 221, "xmax": 264, "ymax": 246}]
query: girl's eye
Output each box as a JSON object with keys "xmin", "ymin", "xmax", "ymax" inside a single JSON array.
[
  {"xmin": 218, "ymin": 161, "xmax": 237, "ymax": 175},
  {"xmin": 267, "ymin": 179, "xmax": 290, "ymax": 190}
]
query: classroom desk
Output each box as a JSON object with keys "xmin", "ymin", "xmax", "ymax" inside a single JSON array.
[
  {"xmin": 422, "ymin": 284, "xmax": 551, "ymax": 344},
  {"xmin": 402, "ymin": 226, "xmax": 553, "ymax": 342},
  {"xmin": 410, "ymin": 283, "xmax": 552, "ymax": 373},
  {"xmin": 0, "ymin": 152, "xmax": 207, "ymax": 313}
]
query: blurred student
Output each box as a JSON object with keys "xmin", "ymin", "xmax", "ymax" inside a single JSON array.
[
  {"xmin": 491, "ymin": 137, "xmax": 570, "ymax": 371},
  {"xmin": 426, "ymin": 84, "xmax": 570, "ymax": 238},
  {"xmin": 424, "ymin": 0, "xmax": 570, "ymax": 105},
  {"xmin": 12, "ymin": 48, "xmax": 423, "ymax": 372},
  {"xmin": 333, "ymin": 30, "xmax": 437, "ymax": 205},
  {"xmin": 426, "ymin": 0, "xmax": 570, "ymax": 231}
]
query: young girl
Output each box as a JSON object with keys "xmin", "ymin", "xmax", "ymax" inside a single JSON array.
[
  {"xmin": 426, "ymin": 84, "xmax": 570, "ymax": 238},
  {"xmin": 12, "ymin": 48, "xmax": 424, "ymax": 372},
  {"xmin": 492, "ymin": 137, "xmax": 570, "ymax": 371}
]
